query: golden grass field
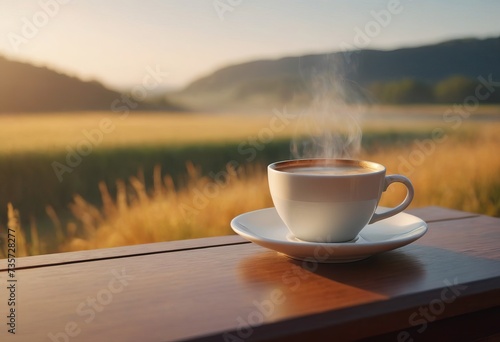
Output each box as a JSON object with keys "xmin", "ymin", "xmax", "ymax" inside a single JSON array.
[
  {"xmin": 0, "ymin": 111, "xmax": 299, "ymax": 154},
  {"xmin": 4, "ymin": 104, "xmax": 498, "ymax": 154},
  {"xmin": 61, "ymin": 124, "xmax": 500, "ymax": 252},
  {"xmin": 1, "ymin": 106, "xmax": 499, "ymax": 257}
]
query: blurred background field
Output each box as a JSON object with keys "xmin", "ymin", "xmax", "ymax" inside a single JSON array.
[
  {"xmin": 1, "ymin": 107, "xmax": 499, "ymax": 257},
  {"xmin": 1, "ymin": 2, "xmax": 500, "ymax": 258}
]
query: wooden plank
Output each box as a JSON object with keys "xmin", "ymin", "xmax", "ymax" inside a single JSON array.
[
  {"xmin": 1, "ymin": 214, "xmax": 498, "ymax": 341},
  {"xmin": 0, "ymin": 235, "xmax": 247, "ymax": 271},
  {"xmin": 407, "ymin": 206, "xmax": 480, "ymax": 222},
  {"xmin": 416, "ymin": 215, "xmax": 500, "ymax": 259}
]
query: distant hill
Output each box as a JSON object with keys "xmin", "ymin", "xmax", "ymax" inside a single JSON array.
[
  {"xmin": 0, "ymin": 56, "xmax": 180, "ymax": 113},
  {"xmin": 171, "ymin": 36, "xmax": 500, "ymax": 110}
]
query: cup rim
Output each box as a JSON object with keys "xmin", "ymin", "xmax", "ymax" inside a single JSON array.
[{"xmin": 268, "ymin": 158, "xmax": 385, "ymax": 176}]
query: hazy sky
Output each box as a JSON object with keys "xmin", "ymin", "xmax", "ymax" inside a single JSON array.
[{"xmin": 1, "ymin": 0, "xmax": 499, "ymax": 90}]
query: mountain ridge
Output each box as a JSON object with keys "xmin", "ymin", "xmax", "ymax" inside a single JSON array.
[
  {"xmin": 0, "ymin": 55, "xmax": 180, "ymax": 113},
  {"xmin": 172, "ymin": 36, "xmax": 500, "ymax": 110},
  {"xmin": 2, "ymin": 36, "xmax": 499, "ymax": 112}
]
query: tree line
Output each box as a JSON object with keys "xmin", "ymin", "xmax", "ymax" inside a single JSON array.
[{"xmin": 368, "ymin": 75, "xmax": 500, "ymax": 104}]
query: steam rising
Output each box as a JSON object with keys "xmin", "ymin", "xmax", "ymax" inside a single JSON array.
[{"xmin": 291, "ymin": 63, "xmax": 366, "ymax": 160}]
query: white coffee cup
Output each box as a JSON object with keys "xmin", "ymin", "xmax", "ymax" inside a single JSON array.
[{"xmin": 268, "ymin": 158, "xmax": 414, "ymax": 243}]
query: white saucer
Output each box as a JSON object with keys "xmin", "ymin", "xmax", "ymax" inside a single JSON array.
[{"xmin": 231, "ymin": 207, "xmax": 427, "ymax": 263}]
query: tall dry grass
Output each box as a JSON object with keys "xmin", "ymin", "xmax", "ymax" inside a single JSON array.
[
  {"xmin": 2, "ymin": 121, "xmax": 499, "ymax": 255},
  {"xmin": 44, "ymin": 124, "xmax": 497, "ymax": 251},
  {"xmin": 57, "ymin": 163, "xmax": 273, "ymax": 251},
  {"xmin": 369, "ymin": 123, "xmax": 500, "ymax": 216},
  {"xmin": 0, "ymin": 203, "xmax": 38, "ymax": 258}
]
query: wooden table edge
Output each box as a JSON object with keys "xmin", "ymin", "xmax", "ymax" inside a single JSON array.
[
  {"xmin": 188, "ymin": 278, "xmax": 500, "ymax": 341},
  {"xmin": 0, "ymin": 234, "xmax": 248, "ymax": 271}
]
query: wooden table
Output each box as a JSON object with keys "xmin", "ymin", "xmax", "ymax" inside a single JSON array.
[{"xmin": 1, "ymin": 206, "xmax": 499, "ymax": 341}]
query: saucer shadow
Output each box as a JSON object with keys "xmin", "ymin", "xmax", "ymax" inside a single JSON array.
[
  {"xmin": 289, "ymin": 248, "xmax": 425, "ymax": 295},
  {"xmin": 238, "ymin": 246, "xmax": 426, "ymax": 297},
  {"xmin": 238, "ymin": 243, "xmax": 500, "ymax": 298},
  {"xmin": 289, "ymin": 248, "xmax": 427, "ymax": 295}
]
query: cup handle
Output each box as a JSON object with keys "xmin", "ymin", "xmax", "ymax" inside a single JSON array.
[{"xmin": 369, "ymin": 175, "xmax": 414, "ymax": 224}]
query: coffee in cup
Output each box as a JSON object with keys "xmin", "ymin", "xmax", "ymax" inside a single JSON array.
[{"xmin": 268, "ymin": 159, "xmax": 414, "ymax": 243}]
